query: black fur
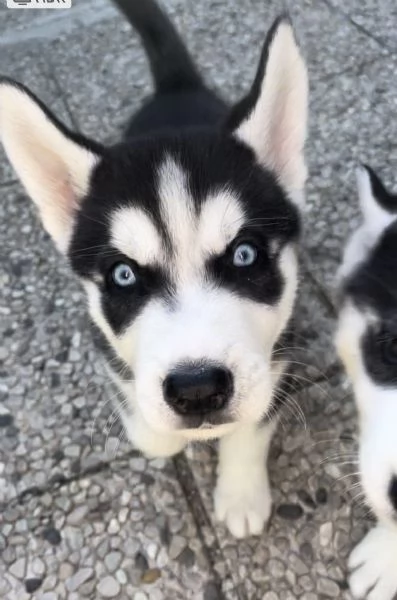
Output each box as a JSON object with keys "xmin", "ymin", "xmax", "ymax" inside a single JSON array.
[
  {"xmin": 363, "ymin": 164, "xmax": 397, "ymax": 214},
  {"xmin": 361, "ymin": 322, "xmax": 397, "ymax": 387},
  {"xmin": 4, "ymin": 2, "xmax": 300, "ymax": 340},
  {"xmin": 342, "ymin": 168, "xmax": 397, "ymax": 387},
  {"xmin": 65, "ymin": 2, "xmax": 300, "ymax": 336},
  {"xmin": 114, "ymin": 0, "xmax": 227, "ymax": 137},
  {"xmin": 344, "ymin": 221, "xmax": 397, "ymax": 315},
  {"xmin": 345, "ymin": 221, "xmax": 397, "ymax": 387},
  {"xmin": 112, "ymin": 0, "xmax": 203, "ymax": 94}
]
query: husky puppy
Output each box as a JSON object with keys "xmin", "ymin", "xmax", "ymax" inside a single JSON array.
[
  {"xmin": 0, "ymin": 0, "xmax": 308, "ymax": 538},
  {"xmin": 336, "ymin": 166, "xmax": 397, "ymax": 598}
]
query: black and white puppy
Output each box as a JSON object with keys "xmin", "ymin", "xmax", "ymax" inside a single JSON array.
[
  {"xmin": 0, "ymin": 0, "xmax": 308, "ymax": 538},
  {"xmin": 336, "ymin": 166, "xmax": 397, "ymax": 599}
]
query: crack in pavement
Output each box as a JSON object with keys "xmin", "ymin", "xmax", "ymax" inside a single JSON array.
[
  {"xmin": 321, "ymin": 0, "xmax": 396, "ymax": 56},
  {"xmin": 173, "ymin": 453, "xmax": 240, "ymax": 600}
]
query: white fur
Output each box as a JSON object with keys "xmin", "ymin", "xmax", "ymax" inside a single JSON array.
[
  {"xmin": 0, "ymin": 77, "xmax": 302, "ymax": 538},
  {"xmin": 336, "ymin": 164, "xmax": 397, "ymax": 522},
  {"xmin": 356, "ymin": 166, "xmax": 396, "ymax": 238},
  {"xmin": 105, "ymin": 245, "xmax": 298, "ymax": 436},
  {"xmin": 337, "ymin": 167, "xmax": 397, "ymax": 283},
  {"xmin": 214, "ymin": 421, "xmax": 275, "ymax": 537},
  {"xmin": 349, "ymin": 524, "xmax": 397, "ymax": 600},
  {"xmin": 157, "ymin": 157, "xmax": 195, "ymax": 280},
  {"xmin": 334, "ymin": 301, "xmax": 368, "ymax": 384},
  {"xmin": 156, "ymin": 157, "xmax": 245, "ymax": 280},
  {"xmin": 131, "ymin": 285, "xmax": 275, "ymax": 434},
  {"xmin": 0, "ymin": 83, "xmax": 98, "ymax": 252},
  {"xmin": 110, "ymin": 206, "xmax": 163, "ymax": 266},
  {"xmin": 235, "ymin": 22, "xmax": 308, "ymax": 206},
  {"xmin": 103, "ymin": 157, "xmax": 300, "ymax": 438},
  {"xmin": 197, "ymin": 189, "xmax": 245, "ymax": 257},
  {"xmin": 336, "ymin": 306, "xmax": 397, "ymax": 598},
  {"xmin": 336, "ymin": 303, "xmax": 397, "ymax": 521},
  {"xmin": 101, "ymin": 159, "xmax": 299, "ymax": 539},
  {"xmin": 336, "ymin": 165, "xmax": 397, "ymax": 595},
  {"xmin": 337, "ymin": 226, "xmax": 373, "ymax": 284}
]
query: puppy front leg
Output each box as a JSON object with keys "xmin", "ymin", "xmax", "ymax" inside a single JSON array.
[
  {"xmin": 349, "ymin": 524, "xmax": 397, "ymax": 600},
  {"xmin": 214, "ymin": 421, "xmax": 276, "ymax": 538}
]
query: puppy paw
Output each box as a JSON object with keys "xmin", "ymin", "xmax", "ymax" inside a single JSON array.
[
  {"xmin": 214, "ymin": 469, "xmax": 271, "ymax": 538},
  {"xmin": 349, "ymin": 524, "xmax": 397, "ymax": 600}
]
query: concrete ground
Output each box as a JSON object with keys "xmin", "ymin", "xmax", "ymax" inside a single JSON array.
[{"xmin": 0, "ymin": 0, "xmax": 396, "ymax": 598}]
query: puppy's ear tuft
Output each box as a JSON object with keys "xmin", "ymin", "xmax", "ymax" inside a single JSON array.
[
  {"xmin": 227, "ymin": 16, "xmax": 308, "ymax": 207},
  {"xmin": 356, "ymin": 165, "xmax": 397, "ymax": 235},
  {"xmin": 0, "ymin": 79, "xmax": 101, "ymax": 253}
]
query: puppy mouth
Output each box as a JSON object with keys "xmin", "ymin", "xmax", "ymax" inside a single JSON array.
[{"xmin": 178, "ymin": 411, "xmax": 234, "ymax": 430}]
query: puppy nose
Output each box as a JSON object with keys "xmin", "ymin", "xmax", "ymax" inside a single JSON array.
[
  {"xmin": 163, "ymin": 364, "xmax": 233, "ymax": 416},
  {"xmin": 388, "ymin": 476, "xmax": 397, "ymax": 511}
]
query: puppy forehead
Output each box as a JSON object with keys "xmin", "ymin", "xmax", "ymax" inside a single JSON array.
[
  {"xmin": 198, "ymin": 190, "xmax": 245, "ymax": 254},
  {"xmin": 110, "ymin": 205, "xmax": 164, "ymax": 265},
  {"xmin": 109, "ymin": 156, "xmax": 245, "ymax": 266},
  {"xmin": 157, "ymin": 156, "xmax": 244, "ymax": 255}
]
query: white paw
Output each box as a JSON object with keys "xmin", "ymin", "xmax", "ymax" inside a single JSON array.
[
  {"xmin": 214, "ymin": 470, "xmax": 272, "ymax": 538},
  {"xmin": 349, "ymin": 524, "xmax": 397, "ymax": 600}
]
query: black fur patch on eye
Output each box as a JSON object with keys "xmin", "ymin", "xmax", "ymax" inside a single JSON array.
[
  {"xmin": 100, "ymin": 259, "xmax": 169, "ymax": 335},
  {"xmin": 207, "ymin": 233, "xmax": 284, "ymax": 305},
  {"xmin": 361, "ymin": 325, "xmax": 397, "ymax": 387}
]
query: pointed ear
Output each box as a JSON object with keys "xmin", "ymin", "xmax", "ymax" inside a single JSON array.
[
  {"xmin": 0, "ymin": 79, "xmax": 101, "ymax": 253},
  {"xmin": 356, "ymin": 165, "xmax": 397, "ymax": 235},
  {"xmin": 227, "ymin": 16, "xmax": 308, "ymax": 206}
]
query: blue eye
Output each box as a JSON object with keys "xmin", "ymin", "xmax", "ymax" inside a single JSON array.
[
  {"xmin": 111, "ymin": 263, "xmax": 136, "ymax": 288},
  {"xmin": 233, "ymin": 243, "xmax": 257, "ymax": 267}
]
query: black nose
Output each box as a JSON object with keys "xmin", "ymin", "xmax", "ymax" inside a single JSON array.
[
  {"xmin": 163, "ymin": 364, "xmax": 233, "ymax": 416},
  {"xmin": 389, "ymin": 476, "xmax": 397, "ymax": 511}
]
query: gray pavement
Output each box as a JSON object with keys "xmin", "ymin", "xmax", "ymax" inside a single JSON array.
[{"xmin": 0, "ymin": 0, "xmax": 395, "ymax": 598}]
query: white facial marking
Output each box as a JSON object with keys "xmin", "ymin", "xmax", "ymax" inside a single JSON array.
[
  {"xmin": 110, "ymin": 206, "xmax": 163, "ymax": 265},
  {"xmin": 157, "ymin": 157, "xmax": 195, "ymax": 278},
  {"xmin": 197, "ymin": 189, "xmax": 245, "ymax": 257},
  {"xmin": 157, "ymin": 156, "xmax": 246, "ymax": 282}
]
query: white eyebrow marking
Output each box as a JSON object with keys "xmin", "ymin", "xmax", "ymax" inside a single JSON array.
[
  {"xmin": 157, "ymin": 156, "xmax": 195, "ymax": 257},
  {"xmin": 110, "ymin": 206, "xmax": 164, "ymax": 265},
  {"xmin": 198, "ymin": 189, "xmax": 245, "ymax": 257},
  {"xmin": 158, "ymin": 157, "xmax": 245, "ymax": 282}
]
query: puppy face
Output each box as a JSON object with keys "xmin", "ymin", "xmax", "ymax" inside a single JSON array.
[
  {"xmin": 336, "ymin": 166, "xmax": 397, "ymax": 522},
  {"xmin": 0, "ymin": 19, "xmax": 308, "ymax": 440},
  {"xmin": 72, "ymin": 142, "xmax": 300, "ymax": 437}
]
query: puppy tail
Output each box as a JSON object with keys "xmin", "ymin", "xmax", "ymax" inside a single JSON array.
[{"xmin": 111, "ymin": 0, "xmax": 203, "ymax": 94}]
